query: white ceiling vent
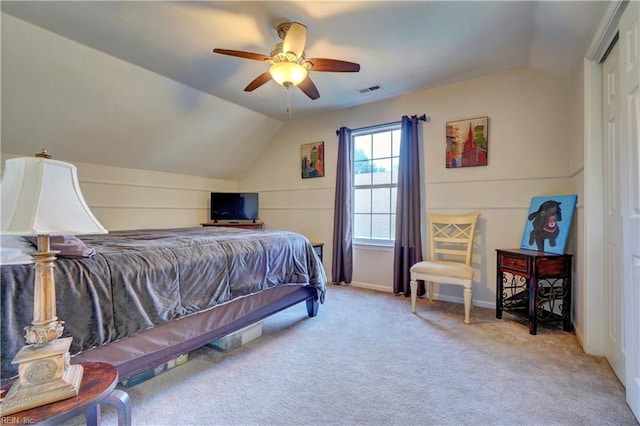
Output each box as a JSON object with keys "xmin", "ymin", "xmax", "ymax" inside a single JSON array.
[{"xmin": 358, "ymin": 84, "xmax": 382, "ymax": 94}]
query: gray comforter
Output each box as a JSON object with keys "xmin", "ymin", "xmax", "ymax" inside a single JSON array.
[{"xmin": 1, "ymin": 227, "xmax": 326, "ymax": 378}]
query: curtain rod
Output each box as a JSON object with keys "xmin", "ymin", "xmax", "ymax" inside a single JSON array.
[{"xmin": 336, "ymin": 114, "xmax": 429, "ymax": 135}]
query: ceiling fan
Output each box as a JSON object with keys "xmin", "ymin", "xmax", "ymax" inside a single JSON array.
[{"xmin": 213, "ymin": 22, "xmax": 360, "ymax": 100}]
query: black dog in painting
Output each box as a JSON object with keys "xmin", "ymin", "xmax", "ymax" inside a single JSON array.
[{"xmin": 528, "ymin": 200, "xmax": 562, "ymax": 251}]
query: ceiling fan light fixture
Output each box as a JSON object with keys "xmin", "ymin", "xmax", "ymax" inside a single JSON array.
[
  {"xmin": 269, "ymin": 62, "xmax": 307, "ymax": 88},
  {"xmin": 214, "ymin": 20, "xmax": 359, "ymax": 100}
]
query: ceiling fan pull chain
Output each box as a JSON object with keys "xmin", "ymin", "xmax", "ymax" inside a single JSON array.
[{"xmin": 287, "ymin": 88, "xmax": 292, "ymax": 120}]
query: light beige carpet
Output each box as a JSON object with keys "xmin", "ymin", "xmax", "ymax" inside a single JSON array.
[{"xmin": 66, "ymin": 285, "xmax": 638, "ymax": 425}]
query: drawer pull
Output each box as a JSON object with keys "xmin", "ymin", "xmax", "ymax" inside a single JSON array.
[{"xmin": 500, "ymin": 256, "xmax": 528, "ymax": 272}]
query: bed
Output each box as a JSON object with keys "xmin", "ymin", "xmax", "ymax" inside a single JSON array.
[{"xmin": 0, "ymin": 227, "xmax": 326, "ymax": 383}]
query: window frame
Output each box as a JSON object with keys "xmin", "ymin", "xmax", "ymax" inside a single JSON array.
[{"xmin": 351, "ymin": 122, "xmax": 402, "ymax": 247}]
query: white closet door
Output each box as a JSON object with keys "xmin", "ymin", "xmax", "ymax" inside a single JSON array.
[
  {"xmin": 619, "ymin": 0, "xmax": 640, "ymax": 419},
  {"xmin": 603, "ymin": 38, "xmax": 625, "ymax": 384}
]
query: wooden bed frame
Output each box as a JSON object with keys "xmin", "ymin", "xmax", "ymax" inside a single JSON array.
[{"xmin": 71, "ymin": 284, "xmax": 320, "ymax": 380}]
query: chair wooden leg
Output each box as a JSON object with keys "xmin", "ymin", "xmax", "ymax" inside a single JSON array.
[
  {"xmin": 427, "ymin": 282, "xmax": 433, "ymax": 302},
  {"xmin": 410, "ymin": 280, "xmax": 417, "ymax": 314},
  {"xmin": 463, "ymin": 287, "xmax": 472, "ymax": 324}
]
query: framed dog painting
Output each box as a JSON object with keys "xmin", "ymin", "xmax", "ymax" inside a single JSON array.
[{"xmin": 520, "ymin": 194, "xmax": 578, "ymax": 255}]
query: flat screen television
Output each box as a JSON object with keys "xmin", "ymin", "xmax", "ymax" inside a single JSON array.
[{"xmin": 210, "ymin": 192, "xmax": 259, "ymax": 222}]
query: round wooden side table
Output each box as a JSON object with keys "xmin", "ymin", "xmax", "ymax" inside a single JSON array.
[{"xmin": 1, "ymin": 362, "xmax": 131, "ymax": 425}]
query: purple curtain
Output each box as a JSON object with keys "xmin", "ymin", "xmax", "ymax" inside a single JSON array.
[
  {"xmin": 393, "ymin": 115, "xmax": 424, "ymax": 296},
  {"xmin": 332, "ymin": 127, "xmax": 353, "ymax": 284}
]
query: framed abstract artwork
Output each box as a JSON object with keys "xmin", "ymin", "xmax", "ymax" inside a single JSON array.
[
  {"xmin": 301, "ymin": 141, "xmax": 324, "ymax": 178},
  {"xmin": 520, "ymin": 194, "xmax": 578, "ymax": 255},
  {"xmin": 445, "ymin": 116, "xmax": 488, "ymax": 168}
]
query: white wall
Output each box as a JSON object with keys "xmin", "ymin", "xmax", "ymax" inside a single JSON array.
[
  {"xmin": 0, "ymin": 152, "xmax": 237, "ymax": 231},
  {"xmin": 240, "ymin": 67, "xmax": 576, "ymax": 310},
  {"xmin": 569, "ymin": 62, "xmax": 588, "ymax": 348}
]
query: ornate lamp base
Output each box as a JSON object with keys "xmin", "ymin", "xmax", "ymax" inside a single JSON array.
[{"xmin": 0, "ymin": 337, "xmax": 83, "ymax": 416}]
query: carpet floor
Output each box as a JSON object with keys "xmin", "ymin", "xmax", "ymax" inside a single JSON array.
[{"xmin": 65, "ymin": 285, "xmax": 638, "ymax": 425}]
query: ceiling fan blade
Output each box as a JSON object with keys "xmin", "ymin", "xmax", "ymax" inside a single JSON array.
[
  {"xmin": 282, "ymin": 22, "xmax": 307, "ymax": 58},
  {"xmin": 213, "ymin": 48, "xmax": 271, "ymax": 62},
  {"xmin": 298, "ymin": 76, "xmax": 320, "ymax": 100},
  {"xmin": 305, "ymin": 58, "xmax": 360, "ymax": 72},
  {"xmin": 244, "ymin": 71, "xmax": 273, "ymax": 92}
]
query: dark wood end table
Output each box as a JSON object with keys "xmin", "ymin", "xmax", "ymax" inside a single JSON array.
[
  {"xmin": 496, "ymin": 248, "xmax": 573, "ymax": 335},
  {"xmin": 1, "ymin": 362, "xmax": 131, "ymax": 425}
]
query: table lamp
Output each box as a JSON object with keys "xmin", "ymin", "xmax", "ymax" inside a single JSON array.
[{"xmin": 0, "ymin": 150, "xmax": 107, "ymax": 415}]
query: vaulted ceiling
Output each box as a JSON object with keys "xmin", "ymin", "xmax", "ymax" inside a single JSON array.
[{"xmin": 1, "ymin": 1, "xmax": 608, "ymax": 179}]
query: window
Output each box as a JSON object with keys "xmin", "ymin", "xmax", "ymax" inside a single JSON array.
[{"xmin": 352, "ymin": 123, "xmax": 401, "ymax": 245}]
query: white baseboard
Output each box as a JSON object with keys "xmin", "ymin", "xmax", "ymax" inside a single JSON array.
[
  {"xmin": 347, "ymin": 281, "xmax": 494, "ymax": 309},
  {"xmin": 349, "ymin": 281, "xmax": 393, "ymax": 293},
  {"xmin": 436, "ymin": 294, "xmax": 495, "ymax": 310}
]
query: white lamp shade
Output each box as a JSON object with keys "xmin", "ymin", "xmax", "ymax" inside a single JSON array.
[
  {"xmin": 269, "ymin": 62, "xmax": 308, "ymax": 87},
  {"xmin": 1, "ymin": 157, "xmax": 107, "ymax": 235}
]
